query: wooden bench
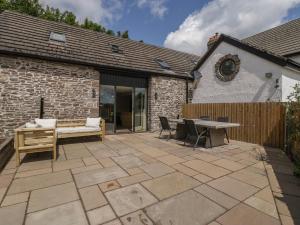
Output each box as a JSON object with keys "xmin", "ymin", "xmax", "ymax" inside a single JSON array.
[
  {"xmin": 56, "ymin": 118, "xmax": 105, "ymax": 140},
  {"xmin": 14, "ymin": 118, "xmax": 105, "ymax": 166},
  {"xmin": 14, "ymin": 127, "xmax": 56, "ymax": 166}
]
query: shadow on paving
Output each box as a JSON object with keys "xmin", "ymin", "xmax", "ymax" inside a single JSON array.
[{"xmin": 260, "ymin": 147, "xmax": 300, "ymax": 225}]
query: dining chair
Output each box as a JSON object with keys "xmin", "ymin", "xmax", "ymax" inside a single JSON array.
[
  {"xmin": 200, "ymin": 116, "xmax": 210, "ymax": 120},
  {"xmin": 217, "ymin": 116, "xmax": 230, "ymax": 143},
  {"xmin": 159, "ymin": 116, "xmax": 176, "ymax": 140},
  {"xmin": 183, "ymin": 119, "xmax": 209, "ymax": 149}
]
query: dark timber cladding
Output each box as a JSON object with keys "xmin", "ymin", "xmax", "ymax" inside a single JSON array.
[{"xmin": 101, "ymin": 73, "xmax": 147, "ymax": 88}]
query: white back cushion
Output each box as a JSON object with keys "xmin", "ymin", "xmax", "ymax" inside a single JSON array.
[
  {"xmin": 35, "ymin": 119, "xmax": 57, "ymax": 128},
  {"xmin": 86, "ymin": 117, "xmax": 101, "ymax": 128}
]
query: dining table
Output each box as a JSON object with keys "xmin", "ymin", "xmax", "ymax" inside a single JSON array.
[{"xmin": 169, "ymin": 118, "xmax": 240, "ymax": 148}]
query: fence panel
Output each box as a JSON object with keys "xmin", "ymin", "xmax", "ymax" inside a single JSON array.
[{"xmin": 182, "ymin": 102, "xmax": 286, "ymax": 148}]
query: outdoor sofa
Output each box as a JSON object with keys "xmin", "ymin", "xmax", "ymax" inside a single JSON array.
[{"xmin": 14, "ymin": 118, "xmax": 105, "ymax": 166}]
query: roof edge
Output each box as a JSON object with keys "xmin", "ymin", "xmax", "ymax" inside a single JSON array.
[{"xmin": 192, "ymin": 34, "xmax": 300, "ymax": 73}]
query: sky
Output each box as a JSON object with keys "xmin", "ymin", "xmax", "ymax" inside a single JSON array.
[{"xmin": 40, "ymin": 0, "xmax": 300, "ymax": 55}]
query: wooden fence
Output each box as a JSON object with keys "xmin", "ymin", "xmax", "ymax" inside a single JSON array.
[{"xmin": 182, "ymin": 102, "xmax": 286, "ymax": 148}]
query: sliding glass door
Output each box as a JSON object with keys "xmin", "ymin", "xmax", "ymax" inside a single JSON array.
[
  {"xmin": 134, "ymin": 88, "xmax": 147, "ymax": 132},
  {"xmin": 100, "ymin": 85, "xmax": 115, "ymax": 134},
  {"xmin": 100, "ymin": 85, "xmax": 147, "ymax": 133}
]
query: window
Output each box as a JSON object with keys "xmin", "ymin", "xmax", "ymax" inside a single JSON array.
[
  {"xmin": 49, "ymin": 32, "xmax": 66, "ymax": 43},
  {"xmin": 215, "ymin": 54, "xmax": 240, "ymax": 81},
  {"xmin": 111, "ymin": 45, "xmax": 123, "ymax": 54},
  {"xmin": 155, "ymin": 59, "xmax": 171, "ymax": 70},
  {"xmin": 220, "ymin": 59, "xmax": 236, "ymax": 76}
]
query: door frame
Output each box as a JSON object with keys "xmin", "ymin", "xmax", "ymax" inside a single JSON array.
[{"xmin": 100, "ymin": 84, "xmax": 148, "ymax": 133}]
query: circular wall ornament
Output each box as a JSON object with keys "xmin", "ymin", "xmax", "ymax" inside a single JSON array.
[{"xmin": 215, "ymin": 54, "xmax": 240, "ymax": 81}]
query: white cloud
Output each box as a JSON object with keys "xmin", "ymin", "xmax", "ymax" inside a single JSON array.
[
  {"xmin": 40, "ymin": 0, "xmax": 124, "ymax": 24},
  {"xmin": 135, "ymin": 0, "xmax": 168, "ymax": 18},
  {"xmin": 164, "ymin": 0, "xmax": 300, "ymax": 55}
]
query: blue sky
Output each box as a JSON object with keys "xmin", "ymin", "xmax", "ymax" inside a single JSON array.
[
  {"xmin": 109, "ymin": 0, "xmax": 207, "ymax": 46},
  {"xmin": 41, "ymin": 0, "xmax": 300, "ymax": 55}
]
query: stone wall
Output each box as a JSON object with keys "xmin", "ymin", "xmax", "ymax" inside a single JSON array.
[
  {"xmin": 148, "ymin": 76, "xmax": 187, "ymax": 130},
  {"xmin": 0, "ymin": 54, "xmax": 100, "ymax": 138}
]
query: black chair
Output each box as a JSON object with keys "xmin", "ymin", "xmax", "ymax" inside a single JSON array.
[
  {"xmin": 200, "ymin": 116, "xmax": 210, "ymax": 120},
  {"xmin": 184, "ymin": 119, "xmax": 208, "ymax": 149},
  {"xmin": 159, "ymin": 116, "xmax": 176, "ymax": 140},
  {"xmin": 217, "ymin": 116, "xmax": 230, "ymax": 143}
]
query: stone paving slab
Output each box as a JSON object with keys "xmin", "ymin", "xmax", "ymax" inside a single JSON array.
[
  {"xmin": 74, "ymin": 166, "xmax": 128, "ymax": 188},
  {"xmin": 87, "ymin": 205, "xmax": 116, "ymax": 225},
  {"xmin": 8, "ymin": 170, "xmax": 73, "ymax": 194},
  {"xmin": 79, "ymin": 185, "xmax": 107, "ymax": 211},
  {"xmin": 105, "ymin": 184, "xmax": 157, "ymax": 216},
  {"xmin": 145, "ymin": 190, "xmax": 225, "ymax": 225},
  {"xmin": 142, "ymin": 172, "xmax": 200, "ymax": 200},
  {"xmin": 0, "ymin": 202, "xmax": 26, "ymax": 225},
  {"xmin": 216, "ymin": 203, "xmax": 280, "ymax": 225},
  {"xmin": 112, "ymin": 155, "xmax": 146, "ymax": 169},
  {"xmin": 140, "ymin": 162, "xmax": 175, "ymax": 178},
  {"xmin": 195, "ymin": 184, "xmax": 239, "ymax": 209},
  {"xmin": 183, "ymin": 160, "xmax": 231, "ymax": 178},
  {"xmin": 121, "ymin": 210, "xmax": 153, "ymax": 225},
  {"xmin": 28, "ymin": 182, "xmax": 79, "ymax": 213},
  {"xmin": 25, "ymin": 201, "xmax": 88, "ymax": 225},
  {"xmin": 1, "ymin": 192, "xmax": 29, "ymax": 207},
  {"xmin": 207, "ymin": 176, "xmax": 259, "ymax": 201}
]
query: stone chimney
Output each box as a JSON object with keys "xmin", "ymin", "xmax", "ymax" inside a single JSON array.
[{"xmin": 207, "ymin": 33, "xmax": 220, "ymax": 50}]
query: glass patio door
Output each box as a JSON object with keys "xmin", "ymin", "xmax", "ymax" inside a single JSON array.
[
  {"xmin": 134, "ymin": 88, "xmax": 147, "ymax": 131},
  {"xmin": 100, "ymin": 85, "xmax": 115, "ymax": 134}
]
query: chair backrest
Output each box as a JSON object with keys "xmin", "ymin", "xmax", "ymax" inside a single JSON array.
[
  {"xmin": 184, "ymin": 119, "xmax": 198, "ymax": 137},
  {"xmin": 200, "ymin": 116, "xmax": 210, "ymax": 121},
  {"xmin": 217, "ymin": 117, "xmax": 229, "ymax": 122},
  {"xmin": 159, "ymin": 116, "xmax": 171, "ymax": 130}
]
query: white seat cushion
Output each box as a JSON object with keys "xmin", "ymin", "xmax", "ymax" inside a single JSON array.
[
  {"xmin": 56, "ymin": 126, "xmax": 100, "ymax": 134},
  {"xmin": 85, "ymin": 117, "xmax": 101, "ymax": 128},
  {"xmin": 35, "ymin": 119, "xmax": 57, "ymax": 128}
]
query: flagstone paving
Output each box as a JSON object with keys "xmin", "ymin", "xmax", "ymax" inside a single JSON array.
[{"xmin": 0, "ymin": 132, "xmax": 299, "ymax": 225}]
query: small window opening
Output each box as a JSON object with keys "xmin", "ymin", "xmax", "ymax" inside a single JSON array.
[
  {"xmin": 49, "ymin": 32, "xmax": 66, "ymax": 43},
  {"xmin": 155, "ymin": 59, "xmax": 171, "ymax": 70}
]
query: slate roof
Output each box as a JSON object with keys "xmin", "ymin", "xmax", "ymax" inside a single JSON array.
[
  {"xmin": 0, "ymin": 10, "xmax": 199, "ymax": 78},
  {"xmin": 243, "ymin": 18, "xmax": 300, "ymax": 57}
]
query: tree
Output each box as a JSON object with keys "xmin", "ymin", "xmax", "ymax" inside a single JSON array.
[{"xmin": 0, "ymin": 0, "xmax": 129, "ymax": 38}]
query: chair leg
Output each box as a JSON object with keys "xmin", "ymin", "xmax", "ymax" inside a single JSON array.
[
  {"xmin": 168, "ymin": 130, "xmax": 172, "ymax": 140},
  {"xmin": 184, "ymin": 134, "xmax": 189, "ymax": 146},
  {"xmin": 224, "ymin": 128, "xmax": 229, "ymax": 143},
  {"xmin": 208, "ymin": 129, "xmax": 212, "ymax": 148},
  {"xmin": 194, "ymin": 136, "xmax": 201, "ymax": 150},
  {"xmin": 159, "ymin": 129, "xmax": 163, "ymax": 138}
]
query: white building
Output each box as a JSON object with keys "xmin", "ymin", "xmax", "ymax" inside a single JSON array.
[{"xmin": 192, "ymin": 19, "xmax": 300, "ymax": 103}]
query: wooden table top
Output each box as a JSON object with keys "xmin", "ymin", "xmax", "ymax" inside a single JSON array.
[{"xmin": 169, "ymin": 119, "xmax": 240, "ymax": 129}]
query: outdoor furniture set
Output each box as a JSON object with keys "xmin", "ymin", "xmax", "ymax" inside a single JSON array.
[
  {"xmin": 14, "ymin": 118, "xmax": 105, "ymax": 166},
  {"xmin": 159, "ymin": 116, "xmax": 240, "ymax": 148}
]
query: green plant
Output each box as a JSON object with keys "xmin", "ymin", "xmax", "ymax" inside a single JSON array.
[{"xmin": 286, "ymin": 83, "xmax": 300, "ymax": 160}]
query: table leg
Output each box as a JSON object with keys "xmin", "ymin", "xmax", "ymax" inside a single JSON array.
[{"xmin": 205, "ymin": 129, "xmax": 226, "ymax": 148}]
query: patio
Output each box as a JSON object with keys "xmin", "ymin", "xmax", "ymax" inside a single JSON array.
[{"xmin": 0, "ymin": 132, "xmax": 298, "ymax": 225}]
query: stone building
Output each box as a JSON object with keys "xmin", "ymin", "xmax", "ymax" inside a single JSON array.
[{"xmin": 0, "ymin": 11, "xmax": 198, "ymax": 138}]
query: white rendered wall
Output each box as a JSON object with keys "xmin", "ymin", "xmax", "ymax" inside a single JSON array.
[
  {"xmin": 192, "ymin": 42, "xmax": 285, "ymax": 103},
  {"xmin": 290, "ymin": 54, "xmax": 300, "ymax": 64},
  {"xmin": 281, "ymin": 68, "xmax": 300, "ymax": 101}
]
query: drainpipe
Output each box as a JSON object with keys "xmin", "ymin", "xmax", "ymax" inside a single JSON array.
[
  {"xmin": 185, "ymin": 78, "xmax": 189, "ymax": 104},
  {"xmin": 39, "ymin": 97, "xmax": 44, "ymax": 119}
]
